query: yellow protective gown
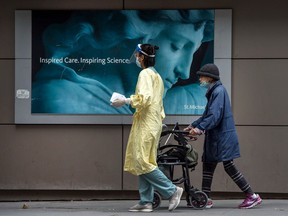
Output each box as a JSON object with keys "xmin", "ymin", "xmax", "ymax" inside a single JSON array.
[{"xmin": 124, "ymin": 67, "xmax": 165, "ymax": 176}]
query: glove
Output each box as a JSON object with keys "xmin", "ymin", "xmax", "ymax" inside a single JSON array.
[
  {"xmin": 110, "ymin": 92, "xmax": 131, "ymax": 107},
  {"xmin": 111, "ymin": 98, "xmax": 123, "ymax": 107},
  {"xmin": 111, "ymin": 98, "xmax": 131, "ymax": 107}
]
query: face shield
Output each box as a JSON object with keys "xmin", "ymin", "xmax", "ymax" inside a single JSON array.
[{"xmin": 129, "ymin": 44, "xmax": 155, "ymax": 64}]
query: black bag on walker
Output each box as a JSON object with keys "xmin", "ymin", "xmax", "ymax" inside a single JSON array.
[{"xmin": 161, "ymin": 144, "xmax": 198, "ymax": 170}]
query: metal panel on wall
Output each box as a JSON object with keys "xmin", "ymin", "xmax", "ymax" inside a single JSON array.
[
  {"xmin": 233, "ymin": 59, "xmax": 288, "ymax": 125},
  {"xmin": 0, "ymin": 125, "xmax": 123, "ymax": 190}
]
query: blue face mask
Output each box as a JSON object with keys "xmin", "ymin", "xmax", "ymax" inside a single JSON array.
[
  {"xmin": 200, "ymin": 81, "xmax": 210, "ymax": 88},
  {"xmin": 136, "ymin": 57, "xmax": 142, "ymax": 68}
]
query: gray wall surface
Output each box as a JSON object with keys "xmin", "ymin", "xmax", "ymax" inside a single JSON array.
[{"xmin": 0, "ymin": 0, "xmax": 288, "ymax": 200}]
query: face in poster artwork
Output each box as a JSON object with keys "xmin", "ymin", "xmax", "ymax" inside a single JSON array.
[{"xmin": 32, "ymin": 10, "xmax": 214, "ymax": 115}]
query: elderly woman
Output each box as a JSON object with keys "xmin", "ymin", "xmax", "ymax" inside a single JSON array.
[{"xmin": 185, "ymin": 63, "xmax": 262, "ymax": 209}]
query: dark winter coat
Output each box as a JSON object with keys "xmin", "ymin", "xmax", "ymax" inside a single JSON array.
[{"xmin": 191, "ymin": 81, "xmax": 240, "ymax": 162}]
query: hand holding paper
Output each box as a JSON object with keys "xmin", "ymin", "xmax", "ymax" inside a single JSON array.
[{"xmin": 110, "ymin": 92, "xmax": 131, "ymax": 107}]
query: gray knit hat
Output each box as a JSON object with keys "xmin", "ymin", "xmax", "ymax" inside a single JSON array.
[{"xmin": 196, "ymin": 63, "xmax": 220, "ymax": 80}]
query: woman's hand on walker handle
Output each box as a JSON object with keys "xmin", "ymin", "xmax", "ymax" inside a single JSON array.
[{"xmin": 184, "ymin": 126, "xmax": 196, "ymax": 138}]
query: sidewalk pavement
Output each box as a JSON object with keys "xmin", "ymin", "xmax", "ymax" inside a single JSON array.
[{"xmin": 0, "ymin": 199, "xmax": 287, "ymax": 216}]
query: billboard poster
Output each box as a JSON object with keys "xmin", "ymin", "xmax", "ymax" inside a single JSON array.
[{"xmin": 31, "ymin": 10, "xmax": 214, "ymax": 115}]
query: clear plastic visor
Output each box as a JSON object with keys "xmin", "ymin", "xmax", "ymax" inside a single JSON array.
[{"xmin": 129, "ymin": 44, "xmax": 155, "ymax": 64}]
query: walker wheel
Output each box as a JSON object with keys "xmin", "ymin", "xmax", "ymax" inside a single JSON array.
[
  {"xmin": 152, "ymin": 191, "xmax": 162, "ymax": 209},
  {"xmin": 188, "ymin": 190, "xmax": 208, "ymax": 209}
]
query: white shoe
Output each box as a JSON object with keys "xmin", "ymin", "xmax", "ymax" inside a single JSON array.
[
  {"xmin": 129, "ymin": 203, "xmax": 153, "ymax": 212},
  {"xmin": 168, "ymin": 186, "xmax": 183, "ymax": 211}
]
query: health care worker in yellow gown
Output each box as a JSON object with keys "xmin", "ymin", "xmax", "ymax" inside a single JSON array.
[{"xmin": 111, "ymin": 44, "xmax": 183, "ymax": 212}]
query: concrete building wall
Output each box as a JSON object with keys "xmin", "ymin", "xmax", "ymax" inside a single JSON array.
[{"xmin": 0, "ymin": 0, "xmax": 287, "ymax": 200}]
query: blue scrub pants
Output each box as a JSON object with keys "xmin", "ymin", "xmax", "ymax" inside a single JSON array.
[{"xmin": 138, "ymin": 167, "xmax": 176, "ymax": 205}]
